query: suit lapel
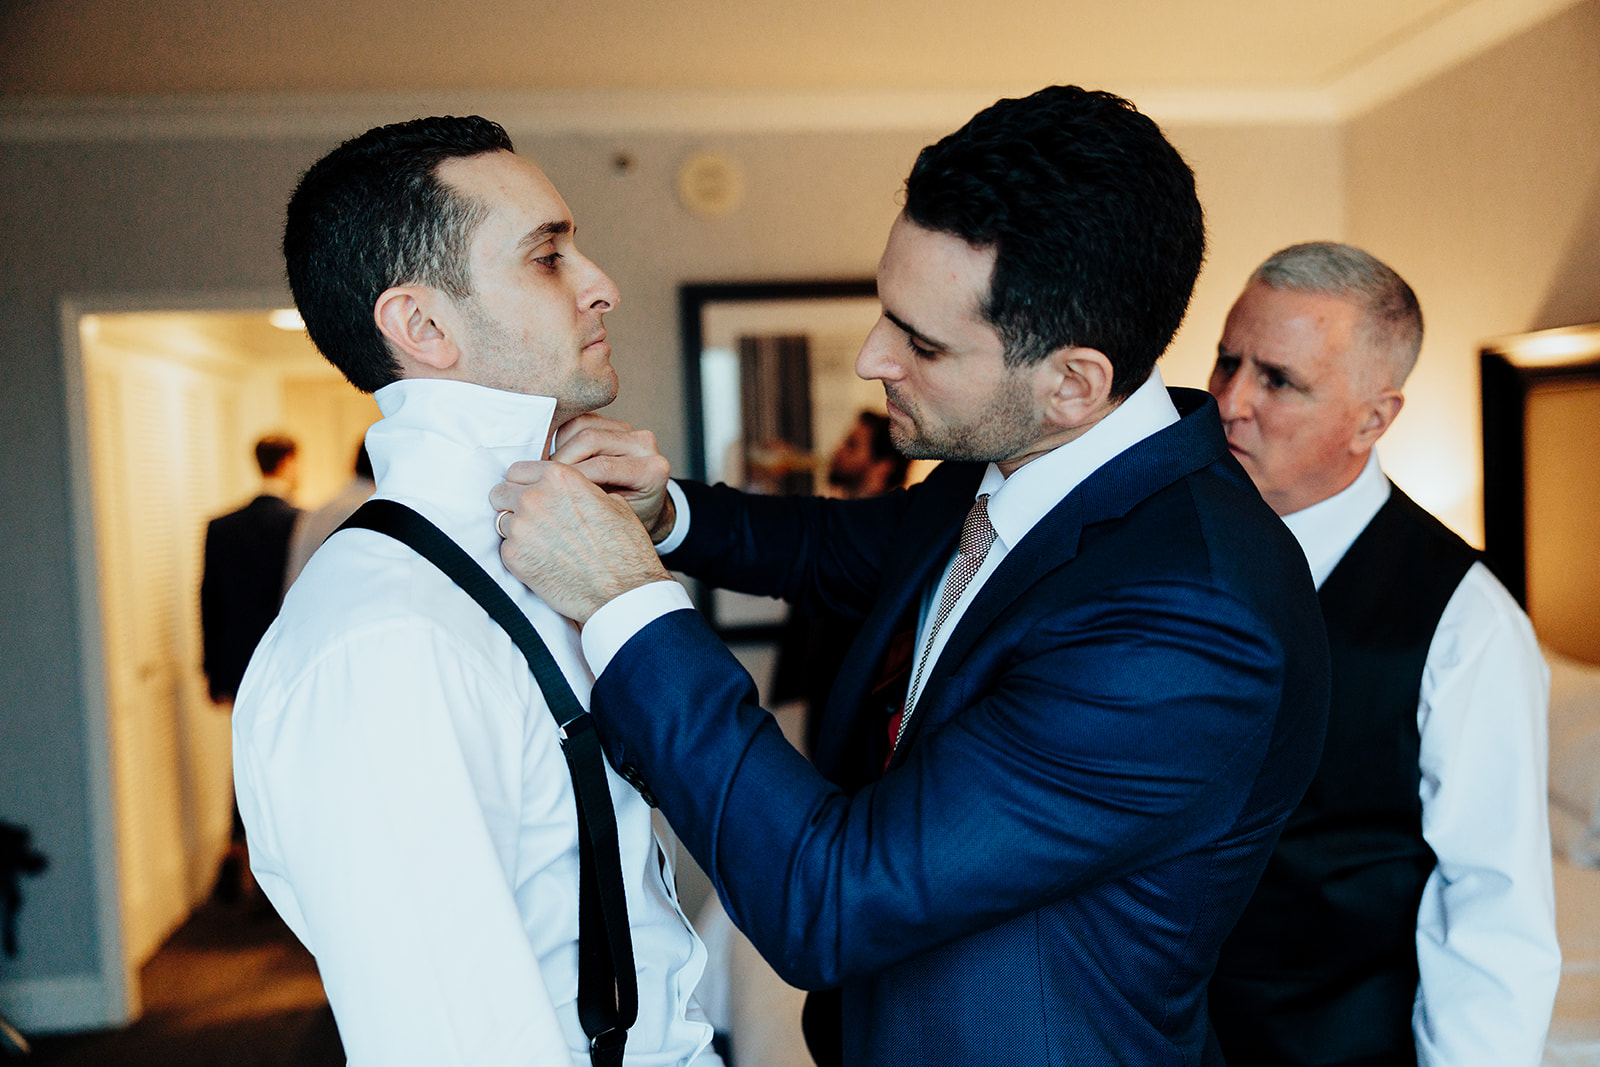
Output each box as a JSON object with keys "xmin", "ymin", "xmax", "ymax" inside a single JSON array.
[
  {"xmin": 886, "ymin": 388, "xmax": 1230, "ymax": 762},
  {"xmin": 811, "ymin": 463, "xmax": 983, "ymax": 782}
]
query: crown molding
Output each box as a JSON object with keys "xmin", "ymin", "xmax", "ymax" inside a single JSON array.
[
  {"xmin": 0, "ymin": 89, "xmax": 982, "ymax": 143},
  {"xmin": 0, "ymin": 85, "xmax": 1346, "ymax": 144},
  {"xmin": 0, "ymin": 0, "xmax": 1585, "ymax": 145},
  {"xmin": 1328, "ymin": 0, "xmax": 1590, "ymax": 118},
  {"xmin": 1121, "ymin": 87, "xmax": 1341, "ymax": 125}
]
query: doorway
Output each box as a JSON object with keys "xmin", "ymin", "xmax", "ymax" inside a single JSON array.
[{"xmin": 64, "ymin": 301, "xmax": 377, "ymax": 1020}]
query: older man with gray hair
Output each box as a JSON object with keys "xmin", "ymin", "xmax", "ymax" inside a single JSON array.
[{"xmin": 1205, "ymin": 241, "xmax": 1561, "ymax": 1066}]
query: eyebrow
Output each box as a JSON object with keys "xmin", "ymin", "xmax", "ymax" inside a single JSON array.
[
  {"xmin": 1217, "ymin": 342, "xmax": 1267, "ymax": 369},
  {"xmin": 515, "ymin": 220, "xmax": 572, "ymax": 252},
  {"xmin": 1267, "ymin": 360, "xmax": 1307, "ymax": 389},
  {"xmin": 1219, "ymin": 343, "xmax": 1307, "ymax": 390},
  {"xmin": 883, "ymin": 309, "xmax": 949, "ymax": 352}
]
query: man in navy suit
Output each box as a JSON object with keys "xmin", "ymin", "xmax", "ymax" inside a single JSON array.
[{"xmin": 493, "ymin": 86, "xmax": 1330, "ymax": 1065}]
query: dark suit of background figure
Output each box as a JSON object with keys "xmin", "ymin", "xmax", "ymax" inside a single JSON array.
[
  {"xmin": 1210, "ymin": 488, "xmax": 1472, "ymax": 1067},
  {"xmin": 200, "ymin": 493, "xmax": 298, "ymax": 702},
  {"xmin": 591, "ymin": 389, "xmax": 1331, "ymax": 1066}
]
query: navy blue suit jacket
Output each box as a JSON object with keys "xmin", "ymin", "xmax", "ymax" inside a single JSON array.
[{"xmin": 593, "ymin": 389, "xmax": 1329, "ymax": 1065}]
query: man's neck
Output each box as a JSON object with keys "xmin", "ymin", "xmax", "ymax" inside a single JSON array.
[
  {"xmin": 260, "ymin": 475, "xmax": 295, "ymax": 500},
  {"xmin": 996, "ymin": 398, "xmax": 1123, "ymax": 477},
  {"xmin": 994, "ymin": 368, "xmax": 1175, "ymax": 478},
  {"xmin": 1278, "ymin": 449, "xmax": 1390, "ymax": 588}
]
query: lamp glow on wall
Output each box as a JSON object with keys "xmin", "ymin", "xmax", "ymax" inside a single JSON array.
[{"xmin": 1481, "ymin": 324, "xmax": 1600, "ymax": 663}]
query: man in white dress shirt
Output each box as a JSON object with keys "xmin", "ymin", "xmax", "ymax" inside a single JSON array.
[
  {"xmin": 1205, "ymin": 241, "xmax": 1561, "ymax": 1067},
  {"xmin": 232, "ymin": 116, "xmax": 720, "ymax": 1066}
]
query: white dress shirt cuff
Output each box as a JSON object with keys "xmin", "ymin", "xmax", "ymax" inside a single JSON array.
[
  {"xmin": 654, "ymin": 480, "xmax": 691, "ymax": 555},
  {"xmin": 582, "ymin": 580, "xmax": 696, "ymax": 678}
]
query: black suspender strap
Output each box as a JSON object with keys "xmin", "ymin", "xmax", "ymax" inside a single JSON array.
[{"xmin": 338, "ymin": 499, "xmax": 637, "ymax": 1067}]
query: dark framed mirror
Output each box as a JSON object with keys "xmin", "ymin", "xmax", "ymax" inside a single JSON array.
[
  {"xmin": 680, "ymin": 279, "xmax": 882, "ymax": 635},
  {"xmin": 1481, "ymin": 324, "xmax": 1600, "ymax": 664}
]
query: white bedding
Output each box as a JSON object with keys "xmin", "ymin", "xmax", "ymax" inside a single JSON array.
[
  {"xmin": 1545, "ymin": 648, "xmax": 1600, "ymax": 1065},
  {"xmin": 1546, "ymin": 807, "xmax": 1600, "ymax": 1066}
]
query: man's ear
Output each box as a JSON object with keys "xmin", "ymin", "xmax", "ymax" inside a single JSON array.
[
  {"xmin": 1038, "ymin": 346, "xmax": 1117, "ymax": 431},
  {"xmin": 373, "ymin": 285, "xmax": 460, "ymax": 373},
  {"xmin": 1352, "ymin": 389, "xmax": 1404, "ymax": 451}
]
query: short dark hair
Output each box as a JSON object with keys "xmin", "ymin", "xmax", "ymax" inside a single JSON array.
[
  {"xmin": 283, "ymin": 115, "xmax": 515, "ymax": 393},
  {"xmin": 859, "ymin": 411, "xmax": 911, "ymax": 488},
  {"xmin": 903, "ymin": 86, "xmax": 1205, "ymax": 399},
  {"xmin": 254, "ymin": 435, "xmax": 297, "ymax": 476}
]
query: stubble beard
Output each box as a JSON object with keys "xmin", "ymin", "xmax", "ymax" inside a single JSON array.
[
  {"xmin": 460, "ymin": 298, "xmax": 618, "ymax": 420},
  {"xmin": 885, "ymin": 368, "xmax": 1042, "ymax": 465},
  {"xmin": 550, "ymin": 361, "xmax": 619, "ymax": 426}
]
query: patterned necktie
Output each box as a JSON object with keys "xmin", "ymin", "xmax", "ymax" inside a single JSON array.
[{"xmin": 889, "ymin": 493, "xmax": 997, "ymax": 754}]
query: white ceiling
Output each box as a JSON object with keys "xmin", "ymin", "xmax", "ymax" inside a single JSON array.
[{"xmin": 0, "ymin": 0, "xmax": 1583, "ymax": 124}]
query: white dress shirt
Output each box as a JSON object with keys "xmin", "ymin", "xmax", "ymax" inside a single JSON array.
[
  {"xmin": 233, "ymin": 379, "xmax": 719, "ymax": 1067},
  {"xmin": 1281, "ymin": 449, "xmax": 1562, "ymax": 1067},
  {"xmin": 583, "ymin": 368, "xmax": 1179, "ymax": 692}
]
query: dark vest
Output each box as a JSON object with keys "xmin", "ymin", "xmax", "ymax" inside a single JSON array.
[{"xmin": 1209, "ymin": 485, "xmax": 1478, "ymax": 1067}]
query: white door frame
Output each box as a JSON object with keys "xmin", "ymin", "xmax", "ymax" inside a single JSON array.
[{"xmin": 52, "ymin": 288, "xmax": 291, "ymax": 1031}]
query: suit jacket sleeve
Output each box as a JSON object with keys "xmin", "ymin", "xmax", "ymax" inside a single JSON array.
[
  {"xmin": 663, "ymin": 478, "xmax": 916, "ymax": 622},
  {"xmin": 593, "ymin": 574, "xmax": 1287, "ymax": 990}
]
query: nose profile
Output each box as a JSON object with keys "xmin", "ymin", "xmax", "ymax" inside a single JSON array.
[
  {"xmin": 583, "ymin": 258, "xmax": 620, "ymax": 313},
  {"xmin": 856, "ymin": 316, "xmax": 904, "ymax": 383},
  {"xmin": 1210, "ymin": 364, "xmax": 1251, "ymax": 421}
]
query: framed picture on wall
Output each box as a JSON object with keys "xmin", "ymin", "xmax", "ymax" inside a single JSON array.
[{"xmin": 680, "ymin": 279, "xmax": 882, "ymax": 635}]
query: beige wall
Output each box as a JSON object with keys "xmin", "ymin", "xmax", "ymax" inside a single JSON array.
[
  {"xmin": 1165, "ymin": 123, "xmax": 1345, "ymax": 389},
  {"xmin": 1345, "ymin": 0, "xmax": 1600, "ymax": 543}
]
